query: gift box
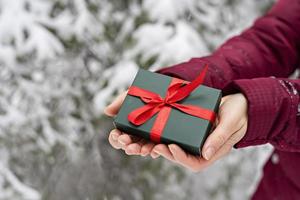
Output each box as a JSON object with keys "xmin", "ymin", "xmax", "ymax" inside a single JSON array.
[{"xmin": 113, "ymin": 65, "xmax": 222, "ymax": 155}]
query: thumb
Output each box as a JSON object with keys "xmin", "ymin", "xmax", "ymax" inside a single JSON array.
[
  {"xmin": 104, "ymin": 91, "xmax": 127, "ymax": 116},
  {"xmin": 202, "ymin": 103, "xmax": 238, "ymax": 160}
]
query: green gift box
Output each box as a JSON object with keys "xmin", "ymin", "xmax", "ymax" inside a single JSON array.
[{"xmin": 113, "ymin": 68, "xmax": 222, "ymax": 155}]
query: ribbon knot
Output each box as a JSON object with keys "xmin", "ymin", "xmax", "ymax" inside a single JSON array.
[
  {"xmin": 163, "ymin": 98, "xmax": 169, "ymax": 105},
  {"xmin": 127, "ymin": 65, "xmax": 216, "ymax": 143}
]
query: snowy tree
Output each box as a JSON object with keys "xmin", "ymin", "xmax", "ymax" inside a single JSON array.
[{"xmin": 0, "ymin": 0, "xmax": 274, "ymax": 199}]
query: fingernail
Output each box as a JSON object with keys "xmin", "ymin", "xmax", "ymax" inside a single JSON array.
[
  {"xmin": 118, "ymin": 138, "xmax": 126, "ymax": 146},
  {"xmin": 126, "ymin": 149, "xmax": 132, "ymax": 155},
  {"xmin": 152, "ymin": 151, "xmax": 160, "ymax": 159},
  {"xmin": 111, "ymin": 133, "xmax": 118, "ymax": 140},
  {"xmin": 168, "ymin": 145, "xmax": 175, "ymax": 152},
  {"xmin": 141, "ymin": 150, "xmax": 147, "ymax": 157},
  {"xmin": 204, "ymin": 147, "xmax": 215, "ymax": 160}
]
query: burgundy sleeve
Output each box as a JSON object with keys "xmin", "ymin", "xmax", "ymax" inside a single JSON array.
[
  {"xmin": 224, "ymin": 78, "xmax": 300, "ymax": 152},
  {"xmin": 157, "ymin": 0, "xmax": 300, "ymax": 151},
  {"xmin": 158, "ymin": 0, "xmax": 300, "ymax": 88}
]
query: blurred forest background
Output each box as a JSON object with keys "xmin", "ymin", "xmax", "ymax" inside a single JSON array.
[{"xmin": 0, "ymin": 0, "xmax": 275, "ymax": 199}]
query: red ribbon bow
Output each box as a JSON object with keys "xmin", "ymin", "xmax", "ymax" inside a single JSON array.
[{"xmin": 127, "ymin": 65, "xmax": 216, "ymax": 143}]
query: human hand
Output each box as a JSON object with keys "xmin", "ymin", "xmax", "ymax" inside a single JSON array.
[
  {"xmin": 105, "ymin": 91, "xmax": 248, "ymax": 172},
  {"xmin": 105, "ymin": 91, "xmax": 157, "ymax": 156}
]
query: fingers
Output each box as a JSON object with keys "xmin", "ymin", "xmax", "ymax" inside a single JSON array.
[
  {"xmin": 202, "ymin": 123, "xmax": 232, "ymax": 161},
  {"xmin": 151, "ymin": 144, "xmax": 175, "ymax": 161},
  {"xmin": 108, "ymin": 129, "xmax": 123, "ymax": 149},
  {"xmin": 117, "ymin": 133, "xmax": 140, "ymax": 148},
  {"xmin": 125, "ymin": 139, "xmax": 147, "ymax": 155},
  {"xmin": 108, "ymin": 129, "xmax": 156, "ymax": 156},
  {"xmin": 207, "ymin": 127, "xmax": 246, "ymax": 163},
  {"xmin": 202, "ymin": 99, "xmax": 246, "ymax": 161},
  {"xmin": 168, "ymin": 144, "xmax": 206, "ymax": 172},
  {"xmin": 203, "ymin": 115, "xmax": 247, "ymax": 161},
  {"xmin": 141, "ymin": 143, "xmax": 155, "ymax": 156},
  {"xmin": 168, "ymin": 139, "xmax": 231, "ymax": 173},
  {"xmin": 104, "ymin": 91, "xmax": 127, "ymax": 117},
  {"xmin": 195, "ymin": 126, "xmax": 247, "ymax": 171},
  {"xmin": 161, "ymin": 125, "xmax": 247, "ymax": 172},
  {"xmin": 108, "ymin": 129, "xmax": 140, "ymax": 150},
  {"xmin": 224, "ymin": 122, "xmax": 247, "ymax": 147}
]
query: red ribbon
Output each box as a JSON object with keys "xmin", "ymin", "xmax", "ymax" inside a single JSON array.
[{"xmin": 127, "ymin": 65, "xmax": 216, "ymax": 143}]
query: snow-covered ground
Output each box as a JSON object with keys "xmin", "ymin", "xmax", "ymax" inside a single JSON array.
[{"xmin": 0, "ymin": 0, "xmax": 274, "ymax": 199}]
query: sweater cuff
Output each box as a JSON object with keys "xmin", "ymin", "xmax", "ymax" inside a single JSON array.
[{"xmin": 223, "ymin": 77, "xmax": 292, "ymax": 149}]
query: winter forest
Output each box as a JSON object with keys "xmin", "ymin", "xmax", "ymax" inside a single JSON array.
[{"xmin": 0, "ymin": 0, "xmax": 275, "ymax": 199}]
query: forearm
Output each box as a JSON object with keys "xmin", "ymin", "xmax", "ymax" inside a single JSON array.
[{"xmin": 158, "ymin": 0, "xmax": 300, "ymax": 89}]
